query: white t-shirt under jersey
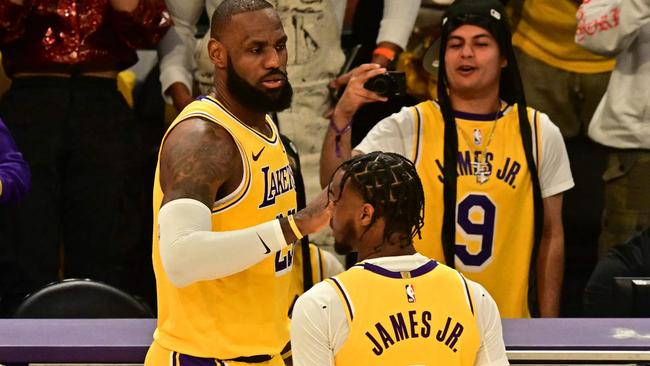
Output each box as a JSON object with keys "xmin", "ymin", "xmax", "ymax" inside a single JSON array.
[{"xmin": 291, "ymin": 253, "xmax": 510, "ymax": 366}]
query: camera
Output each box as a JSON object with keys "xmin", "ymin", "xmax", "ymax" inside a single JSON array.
[{"xmin": 364, "ymin": 71, "xmax": 406, "ymax": 98}]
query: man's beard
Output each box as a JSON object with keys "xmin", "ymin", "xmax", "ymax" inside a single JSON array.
[
  {"xmin": 226, "ymin": 58, "xmax": 293, "ymax": 113},
  {"xmin": 333, "ymin": 221, "xmax": 356, "ymax": 255}
]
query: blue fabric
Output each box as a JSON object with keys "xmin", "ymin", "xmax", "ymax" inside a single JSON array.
[{"xmin": 0, "ymin": 117, "xmax": 30, "ymax": 204}]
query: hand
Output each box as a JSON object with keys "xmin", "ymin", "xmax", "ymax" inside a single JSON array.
[
  {"xmin": 109, "ymin": 0, "xmax": 139, "ymax": 12},
  {"xmin": 294, "ymin": 189, "xmax": 332, "ymax": 235},
  {"xmin": 166, "ymin": 82, "xmax": 194, "ymax": 112},
  {"xmin": 332, "ymin": 63, "xmax": 388, "ymax": 126}
]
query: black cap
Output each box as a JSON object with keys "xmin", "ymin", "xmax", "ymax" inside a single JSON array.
[{"xmin": 422, "ymin": 0, "xmax": 509, "ymax": 75}]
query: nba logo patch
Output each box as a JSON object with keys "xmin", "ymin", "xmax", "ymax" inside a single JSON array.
[
  {"xmin": 473, "ymin": 128, "xmax": 482, "ymax": 145},
  {"xmin": 405, "ymin": 284, "xmax": 416, "ymax": 303}
]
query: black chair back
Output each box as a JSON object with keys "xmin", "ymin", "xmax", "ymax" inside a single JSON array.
[{"xmin": 12, "ymin": 278, "xmax": 154, "ymax": 318}]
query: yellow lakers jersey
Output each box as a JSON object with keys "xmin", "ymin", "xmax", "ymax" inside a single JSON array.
[
  {"xmin": 330, "ymin": 260, "xmax": 480, "ymax": 365},
  {"xmin": 410, "ymin": 101, "xmax": 542, "ymax": 318},
  {"xmin": 151, "ymin": 96, "xmax": 297, "ymax": 358},
  {"xmin": 510, "ymin": 0, "xmax": 614, "ymax": 73}
]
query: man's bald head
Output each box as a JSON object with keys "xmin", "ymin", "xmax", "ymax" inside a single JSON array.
[{"xmin": 211, "ymin": 0, "xmax": 274, "ymax": 39}]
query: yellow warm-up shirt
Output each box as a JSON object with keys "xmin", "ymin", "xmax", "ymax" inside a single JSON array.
[{"xmin": 151, "ymin": 96, "xmax": 297, "ymax": 358}]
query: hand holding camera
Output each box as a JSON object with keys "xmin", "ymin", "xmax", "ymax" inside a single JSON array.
[
  {"xmin": 332, "ymin": 63, "xmax": 389, "ymax": 125},
  {"xmin": 363, "ymin": 71, "xmax": 406, "ymax": 98}
]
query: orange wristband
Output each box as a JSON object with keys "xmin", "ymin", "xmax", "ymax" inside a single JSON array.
[{"xmin": 373, "ymin": 47, "xmax": 396, "ymax": 61}]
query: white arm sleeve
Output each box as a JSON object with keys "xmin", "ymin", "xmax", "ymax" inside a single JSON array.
[
  {"xmin": 538, "ymin": 112, "xmax": 575, "ymax": 198},
  {"xmin": 158, "ymin": 198, "xmax": 289, "ymax": 287},
  {"xmin": 576, "ymin": 0, "xmax": 650, "ymax": 56},
  {"xmin": 376, "ymin": 0, "xmax": 421, "ymax": 50},
  {"xmin": 157, "ymin": 0, "xmax": 205, "ymax": 104},
  {"xmin": 354, "ymin": 106, "xmax": 416, "ymax": 158},
  {"xmin": 469, "ymin": 281, "xmax": 510, "ymax": 366}
]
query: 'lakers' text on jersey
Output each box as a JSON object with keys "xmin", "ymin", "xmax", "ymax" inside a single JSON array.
[
  {"xmin": 151, "ymin": 96, "xmax": 297, "ymax": 359},
  {"xmin": 329, "ymin": 261, "xmax": 480, "ymax": 365},
  {"xmin": 411, "ymin": 101, "xmax": 542, "ymax": 318}
]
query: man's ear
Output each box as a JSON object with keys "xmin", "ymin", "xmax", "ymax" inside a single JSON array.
[
  {"xmin": 208, "ymin": 38, "xmax": 227, "ymax": 69},
  {"xmin": 500, "ymin": 55, "xmax": 508, "ymax": 69},
  {"xmin": 359, "ymin": 203, "xmax": 375, "ymax": 227}
]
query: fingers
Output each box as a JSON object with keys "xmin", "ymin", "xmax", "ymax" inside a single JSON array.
[
  {"xmin": 296, "ymin": 189, "xmax": 333, "ymax": 234},
  {"xmin": 332, "ymin": 64, "xmax": 388, "ymax": 119},
  {"xmin": 347, "ymin": 66, "xmax": 389, "ymax": 103},
  {"xmin": 332, "ymin": 63, "xmax": 384, "ymax": 87}
]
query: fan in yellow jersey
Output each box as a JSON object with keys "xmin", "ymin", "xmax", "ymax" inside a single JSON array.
[
  {"xmin": 321, "ymin": 0, "xmax": 574, "ymax": 318},
  {"xmin": 144, "ymin": 1, "xmax": 332, "ymax": 365},
  {"xmin": 292, "ymin": 152, "xmax": 508, "ymax": 366}
]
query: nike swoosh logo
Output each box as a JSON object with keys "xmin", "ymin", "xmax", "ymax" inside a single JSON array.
[
  {"xmin": 252, "ymin": 147, "xmax": 265, "ymax": 161},
  {"xmin": 257, "ymin": 233, "xmax": 271, "ymax": 254}
]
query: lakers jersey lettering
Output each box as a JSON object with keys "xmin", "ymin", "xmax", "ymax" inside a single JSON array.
[
  {"xmin": 433, "ymin": 152, "xmax": 522, "ymax": 189},
  {"xmin": 151, "ymin": 96, "xmax": 297, "ymax": 358},
  {"xmin": 260, "ymin": 164, "xmax": 296, "ymax": 208},
  {"xmin": 365, "ymin": 310, "xmax": 465, "ymax": 356},
  {"xmin": 331, "ymin": 261, "xmax": 480, "ymax": 366},
  {"xmin": 411, "ymin": 101, "xmax": 541, "ymax": 318}
]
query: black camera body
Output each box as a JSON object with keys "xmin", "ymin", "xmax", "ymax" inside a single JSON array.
[{"xmin": 363, "ymin": 71, "xmax": 406, "ymax": 98}]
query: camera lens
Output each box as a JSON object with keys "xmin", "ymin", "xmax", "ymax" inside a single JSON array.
[{"xmin": 371, "ymin": 78, "xmax": 391, "ymax": 97}]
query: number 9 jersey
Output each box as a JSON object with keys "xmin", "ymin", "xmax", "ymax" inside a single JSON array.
[{"xmin": 354, "ymin": 100, "xmax": 574, "ymax": 318}]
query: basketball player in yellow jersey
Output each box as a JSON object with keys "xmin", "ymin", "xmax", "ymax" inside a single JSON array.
[
  {"xmin": 291, "ymin": 152, "xmax": 508, "ymax": 366},
  {"xmin": 145, "ymin": 1, "xmax": 332, "ymax": 365},
  {"xmin": 321, "ymin": 0, "xmax": 574, "ymax": 318}
]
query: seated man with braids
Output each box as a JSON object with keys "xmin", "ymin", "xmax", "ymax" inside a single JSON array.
[
  {"xmin": 320, "ymin": 0, "xmax": 574, "ymax": 318},
  {"xmin": 291, "ymin": 152, "xmax": 508, "ymax": 366}
]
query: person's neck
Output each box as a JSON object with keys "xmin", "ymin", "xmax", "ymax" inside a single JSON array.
[
  {"xmin": 357, "ymin": 236, "xmax": 417, "ymax": 261},
  {"xmin": 449, "ymin": 89, "xmax": 501, "ymax": 115},
  {"xmin": 212, "ymin": 83, "xmax": 269, "ymax": 134}
]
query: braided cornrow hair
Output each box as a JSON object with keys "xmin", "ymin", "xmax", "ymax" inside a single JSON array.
[{"xmin": 332, "ymin": 152, "xmax": 425, "ymax": 246}]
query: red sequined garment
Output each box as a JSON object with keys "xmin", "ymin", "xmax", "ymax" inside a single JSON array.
[{"xmin": 0, "ymin": 0, "xmax": 171, "ymax": 74}]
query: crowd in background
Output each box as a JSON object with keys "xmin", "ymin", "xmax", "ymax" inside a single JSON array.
[{"xmin": 0, "ymin": 0, "xmax": 648, "ymax": 319}]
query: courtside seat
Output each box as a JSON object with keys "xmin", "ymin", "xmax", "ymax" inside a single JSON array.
[{"xmin": 12, "ymin": 278, "xmax": 154, "ymax": 318}]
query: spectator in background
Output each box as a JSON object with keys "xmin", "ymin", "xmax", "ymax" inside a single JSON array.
[
  {"xmin": 321, "ymin": 0, "xmax": 574, "ymax": 318},
  {"xmin": 584, "ymin": 227, "xmax": 650, "ymax": 317},
  {"xmin": 576, "ymin": 0, "xmax": 650, "ymax": 257},
  {"xmin": 0, "ymin": 0, "xmax": 170, "ymax": 316},
  {"xmin": 158, "ymin": 0, "xmax": 420, "ymax": 205},
  {"xmin": 507, "ymin": 0, "xmax": 616, "ymax": 316},
  {"xmin": 509, "ymin": 0, "xmax": 614, "ymax": 139},
  {"xmin": 0, "ymin": 117, "xmax": 29, "ymax": 205}
]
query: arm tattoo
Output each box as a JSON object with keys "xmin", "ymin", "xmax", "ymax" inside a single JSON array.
[{"xmin": 160, "ymin": 118, "xmax": 239, "ymax": 208}]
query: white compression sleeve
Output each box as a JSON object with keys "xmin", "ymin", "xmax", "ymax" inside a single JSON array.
[{"xmin": 158, "ymin": 198, "xmax": 288, "ymax": 287}]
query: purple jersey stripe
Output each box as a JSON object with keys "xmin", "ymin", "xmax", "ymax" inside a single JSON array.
[{"xmin": 362, "ymin": 260, "xmax": 438, "ymax": 278}]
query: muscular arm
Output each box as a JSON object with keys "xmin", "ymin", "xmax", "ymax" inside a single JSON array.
[
  {"xmin": 537, "ymin": 193, "xmax": 564, "ymax": 317},
  {"xmin": 160, "ymin": 118, "xmax": 237, "ymax": 207},
  {"xmin": 158, "ymin": 119, "xmax": 332, "ymax": 287}
]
